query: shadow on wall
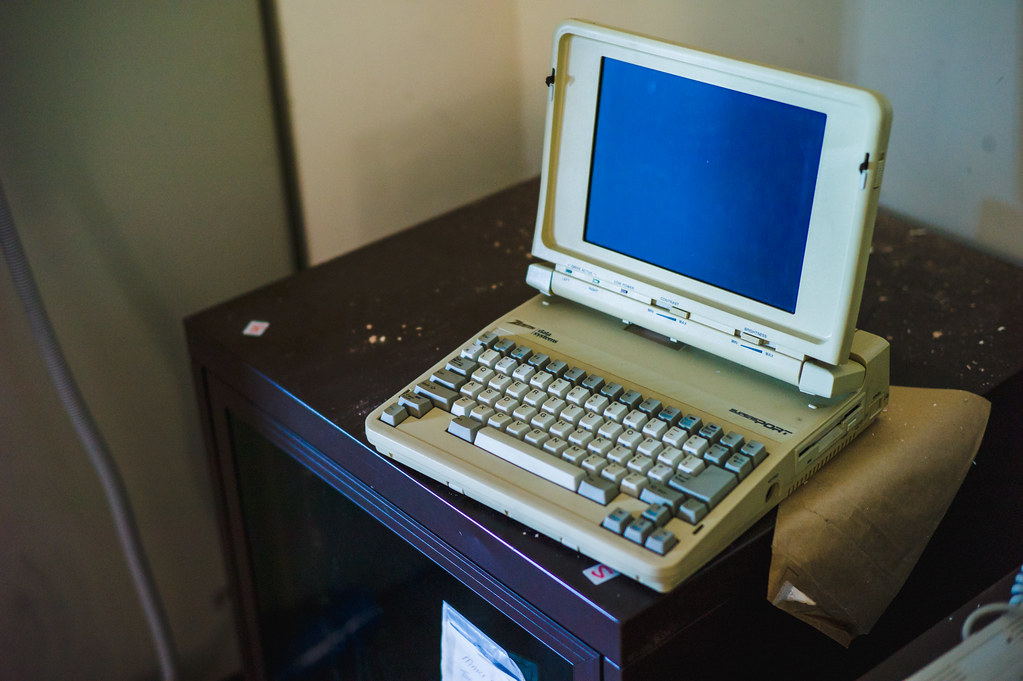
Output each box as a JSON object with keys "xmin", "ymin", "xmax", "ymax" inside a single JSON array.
[{"xmin": 841, "ymin": 1, "xmax": 1023, "ymax": 264}]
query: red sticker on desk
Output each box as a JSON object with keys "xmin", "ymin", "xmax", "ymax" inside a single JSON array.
[
  {"xmin": 243, "ymin": 320, "xmax": 270, "ymax": 337},
  {"xmin": 583, "ymin": 563, "xmax": 620, "ymax": 585}
]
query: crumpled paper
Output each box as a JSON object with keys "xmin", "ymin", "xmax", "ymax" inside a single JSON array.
[{"xmin": 768, "ymin": 385, "xmax": 991, "ymax": 646}]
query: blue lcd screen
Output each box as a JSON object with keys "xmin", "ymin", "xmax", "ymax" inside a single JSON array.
[{"xmin": 584, "ymin": 58, "xmax": 827, "ymax": 313}]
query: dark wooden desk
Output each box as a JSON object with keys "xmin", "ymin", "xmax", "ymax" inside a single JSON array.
[{"xmin": 187, "ymin": 179, "xmax": 1023, "ymax": 680}]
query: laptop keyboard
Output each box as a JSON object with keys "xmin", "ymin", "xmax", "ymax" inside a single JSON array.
[{"xmin": 378, "ymin": 330, "xmax": 769, "ymax": 559}]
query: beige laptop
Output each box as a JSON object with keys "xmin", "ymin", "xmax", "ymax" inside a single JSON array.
[{"xmin": 366, "ymin": 20, "xmax": 892, "ymax": 592}]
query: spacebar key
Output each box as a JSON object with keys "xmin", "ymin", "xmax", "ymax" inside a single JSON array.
[{"xmin": 474, "ymin": 427, "xmax": 585, "ymax": 492}]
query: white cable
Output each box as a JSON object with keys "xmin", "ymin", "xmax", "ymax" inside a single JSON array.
[{"xmin": 0, "ymin": 179, "xmax": 179, "ymax": 681}]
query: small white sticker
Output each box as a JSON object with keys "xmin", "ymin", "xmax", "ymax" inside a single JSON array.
[
  {"xmin": 243, "ymin": 320, "xmax": 269, "ymax": 337},
  {"xmin": 583, "ymin": 563, "xmax": 620, "ymax": 585}
]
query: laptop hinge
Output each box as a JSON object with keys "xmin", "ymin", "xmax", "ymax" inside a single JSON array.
[{"xmin": 528, "ymin": 262, "xmax": 866, "ymax": 398}]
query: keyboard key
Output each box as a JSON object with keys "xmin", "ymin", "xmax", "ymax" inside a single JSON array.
[
  {"xmin": 549, "ymin": 419, "xmax": 576, "ymax": 440},
  {"xmin": 724, "ymin": 453, "xmax": 754, "ymax": 480},
  {"xmin": 642, "ymin": 418, "xmax": 669, "ymax": 440},
  {"xmin": 460, "ymin": 380, "xmax": 485, "ymax": 400},
  {"xmin": 669, "ymin": 467, "xmax": 737, "ymax": 509},
  {"xmin": 657, "ymin": 446, "xmax": 685, "ymax": 469},
  {"xmin": 505, "ymin": 420, "xmax": 531, "ymax": 439},
  {"xmin": 603, "ymin": 402, "xmax": 629, "ymax": 424},
  {"xmin": 704, "ymin": 444, "xmax": 732, "ymax": 467},
  {"xmin": 488, "ymin": 374, "xmax": 512, "ymax": 393},
  {"xmin": 446, "ymin": 415, "xmax": 484, "ymax": 442},
  {"xmin": 494, "ymin": 395, "xmax": 520, "ymax": 415},
  {"xmin": 477, "ymin": 387, "xmax": 502, "ymax": 407},
  {"xmin": 398, "ymin": 391, "xmax": 433, "ymax": 418},
  {"xmin": 579, "ymin": 411, "xmax": 604, "ymax": 432},
  {"xmin": 623, "ymin": 410, "xmax": 649, "ymax": 431},
  {"xmin": 461, "ymin": 344, "xmax": 485, "ymax": 361},
  {"xmin": 563, "ymin": 367, "xmax": 587, "ymax": 385},
  {"xmin": 682, "ymin": 435, "xmax": 710, "ymax": 458},
  {"xmin": 720, "ymin": 431, "xmax": 745, "ymax": 453},
  {"xmin": 638, "ymin": 398, "xmax": 662, "ymax": 416},
  {"xmin": 619, "ymin": 389, "xmax": 643, "ymax": 409},
  {"xmin": 577, "ymin": 475, "xmax": 618, "ymax": 505},
  {"xmin": 626, "ymin": 455, "xmax": 655, "ymax": 475},
  {"xmin": 432, "ymin": 368, "xmax": 468, "ymax": 391},
  {"xmin": 639, "ymin": 483, "xmax": 685, "ymax": 513},
  {"xmin": 584, "ymin": 393, "xmax": 611, "ymax": 415},
  {"xmin": 677, "ymin": 498, "xmax": 708, "ymax": 524},
  {"xmin": 624, "ymin": 518, "xmax": 655, "ymax": 545},
  {"xmin": 647, "ymin": 462, "xmax": 675, "ymax": 483},
  {"xmin": 512, "ymin": 404, "xmax": 538, "ymax": 423},
  {"xmin": 676, "ymin": 453, "xmax": 706, "ymax": 476},
  {"xmin": 699, "ymin": 423, "xmax": 724, "ymax": 444},
  {"xmin": 530, "ymin": 371, "xmax": 554, "ymax": 391},
  {"xmin": 642, "ymin": 503, "xmax": 673, "ymax": 527},
  {"xmin": 474, "ymin": 427, "xmax": 584, "ymax": 491},
  {"xmin": 600, "ymin": 382, "xmax": 624, "ymax": 401},
  {"xmin": 597, "ymin": 420, "xmax": 624, "ymax": 442},
  {"xmin": 476, "ymin": 332, "xmax": 498, "ymax": 348},
  {"xmin": 620, "ymin": 472, "xmax": 649, "ymax": 497},
  {"xmin": 414, "ymin": 380, "xmax": 459, "ymax": 410},
  {"xmin": 568, "ymin": 428, "xmax": 594, "ymax": 448},
  {"xmin": 451, "ymin": 397, "xmax": 477, "ymax": 417},
  {"xmin": 493, "ymin": 338, "xmax": 515, "ymax": 354},
  {"xmin": 487, "ymin": 413, "xmax": 513, "ymax": 431},
  {"xmin": 566, "ymin": 386, "xmax": 591, "ymax": 406},
  {"xmin": 581, "ymin": 374, "xmax": 605, "ymax": 392},
  {"xmin": 645, "ymin": 528, "xmax": 678, "ymax": 555},
  {"xmin": 509, "ymin": 344, "xmax": 533, "ymax": 362},
  {"xmin": 587, "ymin": 437, "xmax": 614, "ymax": 457},
  {"xmin": 380, "ymin": 403, "xmax": 408, "ymax": 426},
  {"xmin": 505, "ymin": 380, "xmax": 531, "ymax": 401},
  {"xmin": 740, "ymin": 440, "xmax": 768, "ymax": 465},
  {"xmin": 540, "ymin": 396, "xmax": 568, "ymax": 418},
  {"xmin": 561, "ymin": 405, "xmax": 585, "ymax": 427},
  {"xmin": 561, "ymin": 445, "xmax": 588, "ymax": 466},
  {"xmin": 469, "ymin": 404, "xmax": 496, "ymax": 423},
  {"xmin": 662, "ymin": 426, "xmax": 689, "ymax": 449},
  {"xmin": 679, "ymin": 414, "xmax": 702, "ymax": 432},
  {"xmin": 478, "ymin": 348, "xmax": 502, "ymax": 368},
  {"xmin": 545, "ymin": 359, "xmax": 568, "ymax": 377},
  {"xmin": 607, "ymin": 445, "xmax": 634, "ymax": 466},
  {"xmin": 601, "ymin": 462, "xmax": 628, "ymax": 486},
  {"xmin": 548, "ymin": 378, "xmax": 573, "ymax": 399},
  {"xmin": 524, "ymin": 428, "xmax": 550, "ymax": 448},
  {"xmin": 530, "ymin": 411, "xmax": 557, "ymax": 431},
  {"xmin": 656, "ymin": 406, "xmax": 682, "ymax": 426},
  {"xmin": 543, "ymin": 437, "xmax": 570, "ymax": 456},
  {"xmin": 617, "ymin": 428, "xmax": 644, "ymax": 451},
  {"xmin": 445, "ymin": 357, "xmax": 477, "ymax": 376},
  {"xmin": 511, "ymin": 363, "xmax": 536, "ymax": 383},
  {"xmin": 527, "ymin": 352, "xmax": 550, "ymax": 369},
  {"xmin": 523, "ymin": 388, "xmax": 548, "ymax": 408},
  {"xmin": 471, "ymin": 366, "xmax": 496, "ymax": 385},
  {"xmin": 602, "ymin": 507, "xmax": 633, "ymax": 534},
  {"xmin": 636, "ymin": 437, "xmax": 663, "ymax": 459}
]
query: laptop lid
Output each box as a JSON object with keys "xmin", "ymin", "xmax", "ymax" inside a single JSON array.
[{"xmin": 530, "ymin": 20, "xmax": 891, "ymax": 371}]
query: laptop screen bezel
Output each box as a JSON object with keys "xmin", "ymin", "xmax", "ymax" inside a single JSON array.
[{"xmin": 532, "ymin": 23, "xmax": 890, "ymax": 365}]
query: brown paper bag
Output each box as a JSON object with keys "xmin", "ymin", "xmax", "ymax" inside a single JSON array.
[{"xmin": 768, "ymin": 386, "xmax": 991, "ymax": 645}]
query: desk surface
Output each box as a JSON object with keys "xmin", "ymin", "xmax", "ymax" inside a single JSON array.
[{"xmin": 187, "ymin": 178, "xmax": 1023, "ymax": 678}]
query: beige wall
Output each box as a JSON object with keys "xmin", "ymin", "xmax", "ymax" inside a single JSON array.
[
  {"xmin": 0, "ymin": 2, "xmax": 293, "ymax": 679},
  {"xmin": 279, "ymin": 1, "xmax": 1022, "ymax": 265},
  {"xmin": 278, "ymin": 0, "xmax": 846, "ymax": 264}
]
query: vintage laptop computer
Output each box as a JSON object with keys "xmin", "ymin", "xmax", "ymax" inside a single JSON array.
[{"xmin": 366, "ymin": 20, "xmax": 892, "ymax": 592}]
